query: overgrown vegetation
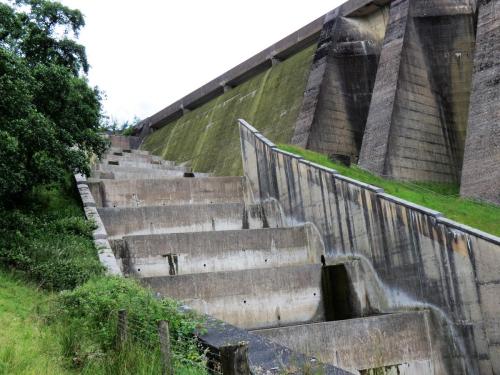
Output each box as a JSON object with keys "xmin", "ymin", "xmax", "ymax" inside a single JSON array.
[
  {"xmin": 0, "ymin": 269, "xmax": 207, "ymax": 375},
  {"xmin": 279, "ymin": 144, "xmax": 500, "ymax": 237},
  {"xmin": 0, "ymin": 180, "xmax": 207, "ymax": 374},
  {"xmin": 0, "ymin": 176, "xmax": 103, "ymax": 290},
  {"xmin": 56, "ymin": 276, "xmax": 206, "ymax": 374}
]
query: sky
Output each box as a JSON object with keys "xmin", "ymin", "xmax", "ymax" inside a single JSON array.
[{"xmin": 58, "ymin": 1, "xmax": 341, "ymax": 124}]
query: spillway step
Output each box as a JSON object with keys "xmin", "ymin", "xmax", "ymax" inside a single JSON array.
[
  {"xmin": 98, "ymin": 202, "xmax": 283, "ymax": 239},
  {"xmin": 88, "ymin": 176, "xmax": 246, "ymax": 208},
  {"xmin": 142, "ymin": 264, "xmax": 325, "ymax": 330},
  {"xmin": 115, "ymin": 224, "xmax": 324, "ymax": 277}
]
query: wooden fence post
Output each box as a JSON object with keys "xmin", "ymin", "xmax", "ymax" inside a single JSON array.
[
  {"xmin": 117, "ymin": 309, "xmax": 127, "ymax": 349},
  {"xmin": 158, "ymin": 320, "xmax": 173, "ymax": 375},
  {"xmin": 220, "ymin": 341, "xmax": 250, "ymax": 375}
]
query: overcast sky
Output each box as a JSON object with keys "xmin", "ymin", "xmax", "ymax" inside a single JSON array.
[{"xmin": 58, "ymin": 1, "xmax": 341, "ymax": 124}]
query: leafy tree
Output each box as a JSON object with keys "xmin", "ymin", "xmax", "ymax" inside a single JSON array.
[{"xmin": 0, "ymin": 0, "xmax": 106, "ymax": 204}]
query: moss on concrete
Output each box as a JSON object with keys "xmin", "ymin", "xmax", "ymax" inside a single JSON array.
[{"xmin": 141, "ymin": 45, "xmax": 316, "ymax": 176}]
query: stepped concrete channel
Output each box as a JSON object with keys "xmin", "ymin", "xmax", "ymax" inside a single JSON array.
[{"xmin": 83, "ymin": 135, "xmax": 451, "ymax": 374}]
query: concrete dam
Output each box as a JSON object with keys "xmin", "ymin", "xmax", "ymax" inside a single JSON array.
[
  {"xmin": 76, "ymin": 0, "xmax": 500, "ymax": 373},
  {"xmin": 135, "ymin": 0, "xmax": 500, "ymax": 205},
  {"xmin": 75, "ymin": 128, "xmax": 500, "ymax": 374}
]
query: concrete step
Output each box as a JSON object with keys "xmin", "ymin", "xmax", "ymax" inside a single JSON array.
[
  {"xmin": 254, "ymin": 311, "xmax": 437, "ymax": 374},
  {"xmin": 98, "ymin": 202, "xmax": 283, "ymax": 240},
  {"xmin": 102, "ymin": 153, "xmax": 174, "ymax": 166},
  {"xmin": 107, "ymin": 135, "xmax": 141, "ymax": 149},
  {"xmin": 101, "ymin": 158, "xmax": 170, "ymax": 168},
  {"xmin": 96, "ymin": 162, "xmax": 186, "ymax": 173},
  {"xmin": 88, "ymin": 176, "xmax": 246, "ymax": 208},
  {"xmin": 141, "ymin": 264, "xmax": 325, "ymax": 330},
  {"xmin": 90, "ymin": 166, "xmax": 187, "ymax": 180},
  {"xmin": 115, "ymin": 224, "xmax": 324, "ymax": 277},
  {"xmin": 108, "ymin": 147, "xmax": 150, "ymax": 156}
]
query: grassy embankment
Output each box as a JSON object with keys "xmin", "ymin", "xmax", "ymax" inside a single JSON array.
[
  {"xmin": 0, "ymin": 178, "xmax": 207, "ymax": 375},
  {"xmin": 279, "ymin": 144, "xmax": 500, "ymax": 237}
]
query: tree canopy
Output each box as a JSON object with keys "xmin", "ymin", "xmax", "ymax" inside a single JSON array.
[{"xmin": 0, "ymin": 0, "xmax": 106, "ymax": 204}]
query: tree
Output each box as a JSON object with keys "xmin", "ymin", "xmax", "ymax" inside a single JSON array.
[{"xmin": 0, "ymin": 0, "xmax": 106, "ymax": 204}]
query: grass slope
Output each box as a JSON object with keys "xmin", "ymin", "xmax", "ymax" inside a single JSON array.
[
  {"xmin": 0, "ymin": 271, "xmax": 68, "ymax": 375},
  {"xmin": 279, "ymin": 144, "xmax": 500, "ymax": 237}
]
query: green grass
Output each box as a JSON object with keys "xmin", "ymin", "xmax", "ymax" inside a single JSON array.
[
  {"xmin": 279, "ymin": 144, "xmax": 500, "ymax": 237},
  {"xmin": 0, "ymin": 270, "xmax": 70, "ymax": 375}
]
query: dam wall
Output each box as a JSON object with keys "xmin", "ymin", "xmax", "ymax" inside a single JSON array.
[
  {"xmin": 140, "ymin": 44, "xmax": 316, "ymax": 176},
  {"xmin": 239, "ymin": 118, "xmax": 500, "ymax": 373},
  {"xmin": 138, "ymin": 0, "xmax": 499, "ymax": 204}
]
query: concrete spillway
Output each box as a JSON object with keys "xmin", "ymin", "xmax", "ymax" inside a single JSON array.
[{"xmin": 85, "ymin": 135, "xmax": 457, "ymax": 374}]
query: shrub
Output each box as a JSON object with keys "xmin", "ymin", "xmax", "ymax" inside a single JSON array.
[
  {"xmin": 55, "ymin": 276, "xmax": 206, "ymax": 373},
  {"xmin": 0, "ymin": 178, "xmax": 104, "ymax": 290}
]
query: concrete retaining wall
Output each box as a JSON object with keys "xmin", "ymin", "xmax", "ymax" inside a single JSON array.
[
  {"xmin": 74, "ymin": 173, "xmax": 122, "ymax": 275},
  {"xmin": 239, "ymin": 119, "xmax": 500, "ymax": 374}
]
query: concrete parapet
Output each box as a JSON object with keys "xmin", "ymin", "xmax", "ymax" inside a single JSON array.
[
  {"xmin": 142, "ymin": 264, "xmax": 325, "ymax": 330},
  {"xmin": 88, "ymin": 176, "xmax": 246, "ymax": 208},
  {"xmin": 116, "ymin": 224, "xmax": 324, "ymax": 277},
  {"xmin": 73, "ymin": 173, "xmax": 122, "ymax": 276}
]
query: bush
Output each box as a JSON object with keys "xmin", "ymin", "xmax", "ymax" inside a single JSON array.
[
  {"xmin": 55, "ymin": 276, "xmax": 206, "ymax": 373},
  {"xmin": 0, "ymin": 178, "xmax": 104, "ymax": 290}
]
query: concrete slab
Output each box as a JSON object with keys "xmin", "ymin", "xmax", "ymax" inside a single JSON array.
[
  {"xmin": 199, "ymin": 314, "xmax": 352, "ymax": 375},
  {"xmin": 90, "ymin": 168, "xmax": 187, "ymax": 180},
  {"xmin": 254, "ymin": 311, "xmax": 444, "ymax": 374},
  {"xmin": 142, "ymin": 264, "xmax": 325, "ymax": 330},
  {"xmin": 95, "ymin": 162, "xmax": 187, "ymax": 173},
  {"xmin": 108, "ymin": 147, "xmax": 150, "ymax": 156},
  {"xmin": 88, "ymin": 176, "xmax": 246, "ymax": 208},
  {"xmin": 117, "ymin": 224, "xmax": 324, "ymax": 277},
  {"xmin": 97, "ymin": 202, "xmax": 283, "ymax": 240}
]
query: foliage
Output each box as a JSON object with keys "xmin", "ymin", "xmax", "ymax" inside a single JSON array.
[
  {"xmin": 102, "ymin": 115, "xmax": 141, "ymax": 136},
  {"xmin": 0, "ymin": 176, "xmax": 104, "ymax": 290},
  {"xmin": 279, "ymin": 144, "xmax": 500, "ymax": 237},
  {"xmin": 55, "ymin": 276, "xmax": 207, "ymax": 374},
  {"xmin": 0, "ymin": 0, "xmax": 106, "ymax": 204}
]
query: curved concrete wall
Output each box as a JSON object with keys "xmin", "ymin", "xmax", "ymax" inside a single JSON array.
[{"xmin": 239, "ymin": 119, "xmax": 500, "ymax": 374}]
